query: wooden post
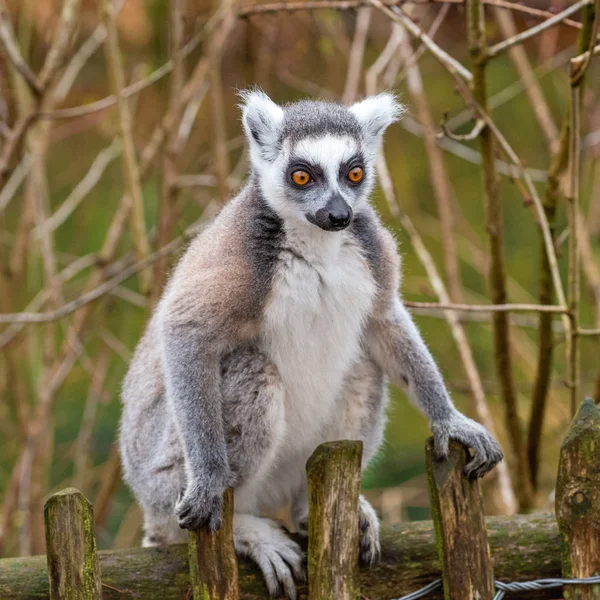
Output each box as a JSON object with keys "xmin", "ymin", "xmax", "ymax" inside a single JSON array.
[
  {"xmin": 426, "ymin": 439, "xmax": 494, "ymax": 600},
  {"xmin": 44, "ymin": 488, "xmax": 101, "ymax": 600},
  {"xmin": 307, "ymin": 440, "xmax": 362, "ymax": 600},
  {"xmin": 556, "ymin": 398, "xmax": 600, "ymax": 600},
  {"xmin": 188, "ymin": 487, "xmax": 239, "ymax": 600}
]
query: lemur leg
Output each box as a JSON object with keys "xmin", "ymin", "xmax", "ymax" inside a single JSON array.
[
  {"xmin": 220, "ymin": 345, "xmax": 285, "ymax": 486},
  {"xmin": 358, "ymin": 494, "xmax": 380, "ymax": 563},
  {"xmin": 234, "ymin": 514, "xmax": 305, "ymax": 600},
  {"xmin": 291, "ymin": 357, "xmax": 386, "ymax": 562},
  {"xmin": 291, "ymin": 488, "xmax": 379, "ymax": 565},
  {"xmin": 142, "ymin": 510, "xmax": 186, "ymax": 547},
  {"xmin": 223, "ymin": 347, "xmax": 305, "ymax": 600}
]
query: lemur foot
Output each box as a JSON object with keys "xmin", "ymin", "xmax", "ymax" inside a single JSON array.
[
  {"xmin": 430, "ymin": 411, "xmax": 504, "ymax": 479},
  {"xmin": 293, "ymin": 498, "xmax": 380, "ymax": 564},
  {"xmin": 359, "ymin": 495, "xmax": 380, "ymax": 564},
  {"xmin": 234, "ymin": 514, "xmax": 305, "ymax": 600}
]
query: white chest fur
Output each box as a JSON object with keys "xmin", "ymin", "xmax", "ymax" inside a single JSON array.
[{"xmin": 261, "ymin": 227, "xmax": 377, "ymax": 449}]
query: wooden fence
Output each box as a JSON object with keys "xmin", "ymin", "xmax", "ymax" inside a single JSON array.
[{"xmin": 1, "ymin": 398, "xmax": 599, "ymax": 600}]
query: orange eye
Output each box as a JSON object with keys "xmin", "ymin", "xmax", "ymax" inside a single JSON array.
[
  {"xmin": 348, "ymin": 167, "xmax": 364, "ymax": 183},
  {"xmin": 292, "ymin": 170, "xmax": 311, "ymax": 186}
]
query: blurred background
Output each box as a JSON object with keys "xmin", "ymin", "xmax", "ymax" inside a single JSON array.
[{"xmin": 0, "ymin": 0, "xmax": 599, "ymax": 558}]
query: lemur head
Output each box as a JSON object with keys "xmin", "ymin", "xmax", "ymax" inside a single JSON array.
[{"xmin": 240, "ymin": 90, "xmax": 403, "ymax": 232}]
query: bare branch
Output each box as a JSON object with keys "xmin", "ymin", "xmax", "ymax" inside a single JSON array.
[
  {"xmin": 368, "ymin": 0, "xmax": 474, "ymax": 82},
  {"xmin": 491, "ymin": 6, "xmax": 559, "ymax": 151},
  {"xmin": 0, "ymin": 0, "xmax": 41, "ymax": 95},
  {"xmin": 439, "ymin": 115, "xmax": 485, "ymax": 141},
  {"xmin": 342, "ymin": 7, "xmax": 372, "ymax": 104},
  {"xmin": 238, "ymin": 0, "xmax": 588, "ymax": 28},
  {"xmin": 403, "ymin": 301, "xmax": 568, "ymax": 313},
  {"xmin": 488, "ymin": 0, "xmax": 592, "ymax": 58},
  {"xmin": 34, "ymin": 138, "xmax": 122, "ymax": 236},
  {"xmin": 0, "ymin": 221, "xmax": 205, "ymax": 325},
  {"xmin": 571, "ymin": 42, "xmax": 600, "ymax": 68},
  {"xmin": 102, "ymin": 0, "xmax": 151, "ymax": 293},
  {"xmin": 46, "ymin": 22, "xmax": 209, "ymax": 121},
  {"xmin": 37, "ymin": 0, "xmax": 82, "ymax": 90},
  {"xmin": 0, "ymin": 154, "xmax": 31, "ymax": 212}
]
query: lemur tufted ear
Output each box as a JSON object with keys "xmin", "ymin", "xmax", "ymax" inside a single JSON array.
[
  {"xmin": 239, "ymin": 89, "xmax": 284, "ymax": 163},
  {"xmin": 349, "ymin": 93, "xmax": 404, "ymax": 155}
]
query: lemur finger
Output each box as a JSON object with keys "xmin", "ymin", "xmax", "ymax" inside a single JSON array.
[
  {"xmin": 207, "ymin": 497, "xmax": 223, "ymax": 531},
  {"xmin": 268, "ymin": 552, "xmax": 298, "ymax": 600},
  {"xmin": 464, "ymin": 455, "xmax": 487, "ymax": 479},
  {"xmin": 178, "ymin": 511, "xmax": 206, "ymax": 531},
  {"xmin": 274, "ymin": 542, "xmax": 305, "ymax": 581},
  {"xmin": 432, "ymin": 428, "xmax": 450, "ymax": 460},
  {"xmin": 253, "ymin": 552, "xmax": 282, "ymax": 599}
]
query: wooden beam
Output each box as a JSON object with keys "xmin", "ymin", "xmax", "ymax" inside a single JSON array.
[{"xmin": 0, "ymin": 513, "xmax": 562, "ymax": 599}]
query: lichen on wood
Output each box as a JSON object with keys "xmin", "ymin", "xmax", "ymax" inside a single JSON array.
[
  {"xmin": 556, "ymin": 398, "xmax": 600, "ymax": 600},
  {"xmin": 426, "ymin": 439, "xmax": 494, "ymax": 600},
  {"xmin": 188, "ymin": 487, "xmax": 239, "ymax": 600},
  {"xmin": 307, "ymin": 440, "xmax": 362, "ymax": 600},
  {"xmin": 43, "ymin": 488, "xmax": 101, "ymax": 600}
]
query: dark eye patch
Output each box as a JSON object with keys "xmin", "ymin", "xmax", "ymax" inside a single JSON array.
[
  {"xmin": 285, "ymin": 159, "xmax": 325, "ymax": 185},
  {"xmin": 339, "ymin": 152, "xmax": 366, "ymax": 180}
]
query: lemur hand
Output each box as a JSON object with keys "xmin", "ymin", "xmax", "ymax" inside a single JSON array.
[
  {"xmin": 175, "ymin": 475, "xmax": 229, "ymax": 531},
  {"xmin": 430, "ymin": 411, "xmax": 504, "ymax": 479}
]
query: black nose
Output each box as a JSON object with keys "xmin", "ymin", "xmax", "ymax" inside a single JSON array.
[{"xmin": 328, "ymin": 209, "xmax": 351, "ymax": 228}]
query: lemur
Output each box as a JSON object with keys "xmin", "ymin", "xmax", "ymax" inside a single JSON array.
[{"xmin": 119, "ymin": 90, "xmax": 503, "ymax": 599}]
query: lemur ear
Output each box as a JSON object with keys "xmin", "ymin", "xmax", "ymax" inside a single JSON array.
[
  {"xmin": 349, "ymin": 93, "xmax": 404, "ymax": 154},
  {"xmin": 239, "ymin": 89, "xmax": 284, "ymax": 162}
]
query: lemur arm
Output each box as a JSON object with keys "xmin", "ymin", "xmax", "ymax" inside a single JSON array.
[
  {"xmin": 159, "ymin": 264, "xmax": 253, "ymax": 531},
  {"xmin": 160, "ymin": 316, "xmax": 229, "ymax": 530},
  {"xmin": 367, "ymin": 295, "xmax": 503, "ymax": 478}
]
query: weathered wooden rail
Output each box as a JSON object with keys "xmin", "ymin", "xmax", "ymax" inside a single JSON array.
[{"xmin": 1, "ymin": 399, "xmax": 599, "ymax": 600}]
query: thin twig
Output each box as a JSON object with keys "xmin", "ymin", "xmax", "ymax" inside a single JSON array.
[
  {"xmin": 34, "ymin": 138, "xmax": 122, "ymax": 237},
  {"xmin": 102, "ymin": 0, "xmax": 152, "ymax": 293},
  {"xmin": 368, "ymin": 0, "xmax": 473, "ymax": 82},
  {"xmin": 37, "ymin": 0, "xmax": 82, "ymax": 89},
  {"xmin": 439, "ymin": 115, "xmax": 485, "ymax": 141},
  {"xmin": 152, "ymin": 0, "xmax": 187, "ymax": 304},
  {"xmin": 239, "ymin": 0, "xmax": 587, "ymax": 28},
  {"xmin": 0, "ymin": 0, "xmax": 81, "ymax": 184},
  {"xmin": 207, "ymin": 0, "xmax": 238, "ymax": 202},
  {"xmin": 45, "ymin": 18, "xmax": 214, "ymax": 121},
  {"xmin": 0, "ymin": 0, "xmax": 40, "ymax": 95},
  {"xmin": 396, "ymin": 26, "xmax": 463, "ymax": 302},
  {"xmin": 0, "ymin": 153, "xmax": 31, "ymax": 212},
  {"xmin": 490, "ymin": 6, "xmax": 559, "ymax": 151},
  {"xmin": 487, "ymin": 0, "xmax": 592, "ymax": 58},
  {"xmin": 342, "ymin": 7, "xmax": 372, "ymax": 104},
  {"xmin": 403, "ymin": 301, "xmax": 569, "ymax": 313},
  {"xmin": 0, "ymin": 221, "xmax": 206, "ymax": 324},
  {"xmin": 465, "ymin": 0, "xmax": 533, "ymax": 510},
  {"xmin": 365, "ymin": 24, "xmax": 402, "ymax": 98},
  {"xmin": 571, "ymin": 42, "xmax": 600, "ymax": 67}
]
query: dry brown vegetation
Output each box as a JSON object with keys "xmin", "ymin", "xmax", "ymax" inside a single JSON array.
[{"xmin": 0, "ymin": 0, "xmax": 599, "ymax": 558}]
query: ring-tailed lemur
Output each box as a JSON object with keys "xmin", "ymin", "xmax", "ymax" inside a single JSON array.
[{"xmin": 119, "ymin": 90, "xmax": 503, "ymax": 599}]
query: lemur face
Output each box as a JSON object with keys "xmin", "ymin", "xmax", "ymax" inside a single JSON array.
[
  {"xmin": 240, "ymin": 90, "xmax": 403, "ymax": 231},
  {"xmin": 283, "ymin": 134, "xmax": 364, "ymax": 231}
]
